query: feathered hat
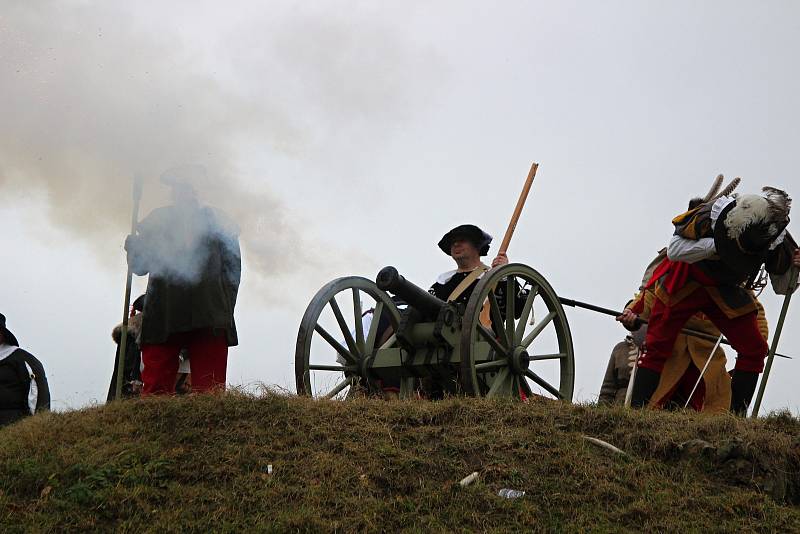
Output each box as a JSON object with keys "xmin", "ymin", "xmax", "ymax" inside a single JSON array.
[{"xmin": 714, "ymin": 186, "xmax": 792, "ymax": 277}]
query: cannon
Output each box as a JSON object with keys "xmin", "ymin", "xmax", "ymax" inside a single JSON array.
[{"xmin": 295, "ymin": 263, "xmax": 575, "ymax": 401}]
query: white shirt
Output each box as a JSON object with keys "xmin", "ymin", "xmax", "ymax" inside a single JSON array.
[
  {"xmin": 665, "ymin": 195, "xmax": 792, "ymax": 263},
  {"xmin": 0, "ymin": 343, "xmax": 18, "ymax": 361}
]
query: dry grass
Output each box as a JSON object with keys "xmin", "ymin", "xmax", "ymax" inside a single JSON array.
[{"xmin": 0, "ymin": 392, "xmax": 798, "ymax": 533}]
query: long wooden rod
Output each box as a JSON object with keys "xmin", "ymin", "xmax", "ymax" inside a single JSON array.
[
  {"xmin": 115, "ymin": 174, "xmax": 144, "ymax": 400},
  {"xmin": 498, "ymin": 162, "xmax": 538, "ymax": 255},
  {"xmin": 751, "ymin": 266, "xmax": 798, "ymax": 417}
]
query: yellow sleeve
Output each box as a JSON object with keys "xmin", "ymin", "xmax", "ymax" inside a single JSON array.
[{"xmin": 755, "ymin": 299, "xmax": 769, "ymax": 342}]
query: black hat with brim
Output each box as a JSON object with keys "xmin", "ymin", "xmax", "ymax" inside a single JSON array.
[
  {"xmin": 714, "ymin": 200, "xmax": 789, "ymax": 279},
  {"xmin": 132, "ymin": 294, "xmax": 146, "ymax": 313},
  {"xmin": 0, "ymin": 313, "xmax": 19, "ymax": 348},
  {"xmin": 438, "ymin": 224, "xmax": 493, "ymax": 256}
]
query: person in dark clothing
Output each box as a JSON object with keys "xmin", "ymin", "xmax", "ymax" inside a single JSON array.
[
  {"xmin": 422, "ymin": 224, "xmax": 525, "ymax": 398},
  {"xmin": 429, "ymin": 224, "xmax": 525, "ymax": 312},
  {"xmin": 125, "ymin": 165, "xmax": 241, "ymax": 395},
  {"xmin": 107, "ymin": 295, "xmax": 145, "ymax": 401},
  {"xmin": 0, "ymin": 313, "xmax": 50, "ymax": 426}
]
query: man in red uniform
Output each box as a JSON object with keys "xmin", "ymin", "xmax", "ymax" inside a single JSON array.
[
  {"xmin": 125, "ymin": 165, "xmax": 241, "ymax": 395},
  {"xmin": 619, "ymin": 187, "xmax": 799, "ymax": 414}
]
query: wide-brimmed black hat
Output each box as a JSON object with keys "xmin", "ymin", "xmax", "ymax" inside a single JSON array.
[
  {"xmin": 0, "ymin": 313, "xmax": 19, "ymax": 348},
  {"xmin": 132, "ymin": 294, "xmax": 146, "ymax": 313},
  {"xmin": 438, "ymin": 224, "xmax": 493, "ymax": 256},
  {"xmin": 714, "ymin": 200, "xmax": 790, "ymax": 278}
]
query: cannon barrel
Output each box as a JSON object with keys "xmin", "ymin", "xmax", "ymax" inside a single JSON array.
[{"xmin": 376, "ymin": 266, "xmax": 446, "ymax": 320}]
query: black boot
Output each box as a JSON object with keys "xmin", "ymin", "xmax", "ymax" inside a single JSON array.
[
  {"xmin": 730, "ymin": 370, "xmax": 759, "ymax": 416},
  {"xmin": 630, "ymin": 367, "xmax": 661, "ymax": 408}
]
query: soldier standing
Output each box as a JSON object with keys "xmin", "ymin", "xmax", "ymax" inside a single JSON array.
[{"xmin": 125, "ymin": 165, "xmax": 241, "ymax": 395}]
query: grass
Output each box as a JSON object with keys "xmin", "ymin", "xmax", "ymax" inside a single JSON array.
[{"xmin": 1, "ymin": 392, "xmax": 799, "ymax": 533}]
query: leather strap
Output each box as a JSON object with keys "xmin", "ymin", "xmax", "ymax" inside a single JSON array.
[{"xmin": 447, "ymin": 263, "xmax": 490, "ymax": 302}]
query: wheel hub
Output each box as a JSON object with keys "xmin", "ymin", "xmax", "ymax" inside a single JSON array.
[{"xmin": 510, "ymin": 346, "xmax": 531, "ymax": 374}]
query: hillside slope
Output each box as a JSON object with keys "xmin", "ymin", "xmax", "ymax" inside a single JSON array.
[{"xmin": 1, "ymin": 393, "xmax": 799, "ymax": 532}]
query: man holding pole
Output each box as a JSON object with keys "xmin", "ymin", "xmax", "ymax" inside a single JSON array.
[
  {"xmin": 124, "ymin": 165, "xmax": 241, "ymax": 395},
  {"xmin": 429, "ymin": 163, "xmax": 539, "ymax": 307},
  {"xmin": 619, "ymin": 186, "xmax": 799, "ymax": 415},
  {"xmin": 429, "ymin": 224, "xmax": 511, "ymax": 304}
]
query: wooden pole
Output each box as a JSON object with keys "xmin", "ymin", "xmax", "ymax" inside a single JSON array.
[
  {"xmin": 115, "ymin": 174, "xmax": 144, "ymax": 400},
  {"xmin": 498, "ymin": 162, "xmax": 538, "ymax": 255},
  {"xmin": 750, "ymin": 266, "xmax": 798, "ymax": 417},
  {"xmin": 479, "ymin": 163, "xmax": 539, "ymax": 328}
]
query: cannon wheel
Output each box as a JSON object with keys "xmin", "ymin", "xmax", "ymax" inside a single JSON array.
[
  {"xmin": 295, "ymin": 276, "xmax": 402, "ymax": 398},
  {"xmin": 460, "ymin": 263, "xmax": 575, "ymax": 401}
]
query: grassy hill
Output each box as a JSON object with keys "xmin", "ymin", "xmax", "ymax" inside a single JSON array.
[{"xmin": 1, "ymin": 392, "xmax": 799, "ymax": 532}]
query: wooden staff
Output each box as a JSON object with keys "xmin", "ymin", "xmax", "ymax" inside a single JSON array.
[
  {"xmin": 751, "ymin": 265, "xmax": 798, "ymax": 417},
  {"xmin": 480, "ymin": 163, "xmax": 539, "ymax": 327},
  {"xmin": 498, "ymin": 162, "xmax": 539, "ymax": 256},
  {"xmin": 115, "ymin": 174, "xmax": 144, "ymax": 400}
]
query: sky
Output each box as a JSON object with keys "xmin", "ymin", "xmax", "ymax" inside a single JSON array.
[{"xmin": 1, "ymin": 0, "xmax": 798, "ymax": 413}]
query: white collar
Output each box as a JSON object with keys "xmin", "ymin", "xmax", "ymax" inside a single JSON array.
[
  {"xmin": 710, "ymin": 195, "xmax": 736, "ymax": 229},
  {"xmin": 436, "ymin": 266, "xmax": 488, "ymax": 285},
  {"xmin": 710, "ymin": 195, "xmax": 787, "ymax": 249},
  {"xmin": 436, "ymin": 269, "xmax": 459, "ymax": 284},
  {"xmin": 0, "ymin": 343, "xmax": 19, "ymax": 361}
]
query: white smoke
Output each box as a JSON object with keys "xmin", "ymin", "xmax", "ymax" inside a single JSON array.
[{"xmin": 0, "ymin": 1, "xmax": 443, "ymax": 297}]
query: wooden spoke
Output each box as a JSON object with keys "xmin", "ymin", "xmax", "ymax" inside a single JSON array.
[
  {"xmin": 477, "ymin": 324, "xmax": 510, "ymax": 356},
  {"xmin": 511, "ymin": 375, "xmax": 522, "ymax": 400},
  {"xmin": 486, "ymin": 368, "xmax": 512, "ymax": 399},
  {"xmin": 399, "ymin": 377, "xmax": 416, "ymax": 399},
  {"xmin": 329, "ymin": 297, "xmax": 359, "ymax": 357},
  {"xmin": 365, "ymin": 301, "xmax": 385, "ymax": 353},
  {"xmin": 529, "ymin": 353, "xmax": 567, "ymax": 362},
  {"xmin": 475, "ymin": 359, "xmax": 509, "ymax": 372},
  {"xmin": 352, "ymin": 288, "xmax": 365, "ymax": 354},
  {"xmin": 505, "ymin": 276, "xmax": 515, "ymax": 346},
  {"xmin": 314, "ymin": 324, "xmax": 357, "ymax": 364},
  {"xmin": 308, "ymin": 365, "xmax": 348, "ymax": 372},
  {"xmin": 524, "ymin": 369, "xmax": 563, "ymax": 399},
  {"xmin": 379, "ymin": 333, "xmax": 397, "ymax": 350},
  {"xmin": 520, "ymin": 374, "xmax": 534, "ymax": 397},
  {"xmin": 514, "ymin": 285, "xmax": 538, "ymax": 343},
  {"xmin": 324, "ymin": 376, "xmax": 353, "ymax": 399},
  {"xmin": 488, "ymin": 290, "xmax": 510, "ymax": 348},
  {"xmin": 521, "ymin": 311, "xmax": 557, "ymax": 349}
]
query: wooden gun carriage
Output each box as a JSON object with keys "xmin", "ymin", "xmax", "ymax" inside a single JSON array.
[{"xmin": 295, "ymin": 263, "xmax": 575, "ymax": 401}]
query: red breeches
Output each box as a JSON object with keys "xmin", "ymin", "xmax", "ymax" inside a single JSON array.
[
  {"xmin": 141, "ymin": 329, "xmax": 228, "ymax": 395},
  {"xmin": 640, "ymin": 289, "xmax": 768, "ymax": 374}
]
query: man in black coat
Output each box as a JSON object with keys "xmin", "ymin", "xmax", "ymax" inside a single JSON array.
[
  {"xmin": 0, "ymin": 313, "xmax": 50, "ymax": 426},
  {"xmin": 429, "ymin": 224, "xmax": 513, "ymax": 304},
  {"xmin": 125, "ymin": 166, "xmax": 241, "ymax": 395}
]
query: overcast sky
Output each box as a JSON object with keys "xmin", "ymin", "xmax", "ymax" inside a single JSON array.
[{"xmin": 1, "ymin": 1, "xmax": 798, "ymax": 413}]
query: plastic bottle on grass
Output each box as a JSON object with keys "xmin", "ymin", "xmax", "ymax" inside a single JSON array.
[{"xmin": 498, "ymin": 488, "xmax": 525, "ymax": 499}]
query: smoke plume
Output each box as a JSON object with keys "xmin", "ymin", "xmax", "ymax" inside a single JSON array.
[{"xmin": 0, "ymin": 1, "xmax": 440, "ymax": 297}]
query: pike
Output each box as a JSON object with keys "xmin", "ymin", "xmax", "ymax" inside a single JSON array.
[
  {"xmin": 115, "ymin": 174, "xmax": 144, "ymax": 400},
  {"xmin": 498, "ymin": 162, "xmax": 538, "ymax": 256},
  {"xmin": 479, "ymin": 162, "xmax": 538, "ymax": 326},
  {"xmin": 558, "ymin": 297, "xmax": 793, "ymax": 360},
  {"xmin": 751, "ymin": 264, "xmax": 798, "ymax": 417}
]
